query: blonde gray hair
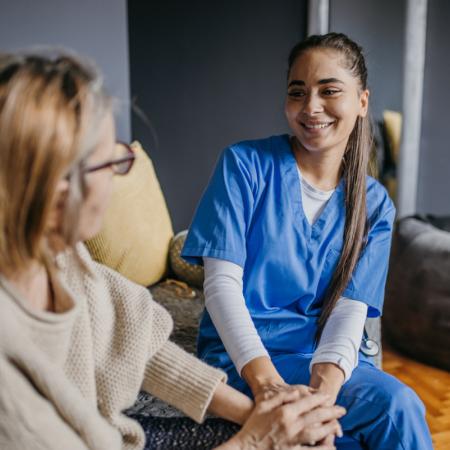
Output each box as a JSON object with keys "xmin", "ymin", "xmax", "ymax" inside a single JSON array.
[{"xmin": 0, "ymin": 51, "xmax": 111, "ymax": 272}]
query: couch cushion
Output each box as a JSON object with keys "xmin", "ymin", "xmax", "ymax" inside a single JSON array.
[
  {"xmin": 384, "ymin": 216, "xmax": 450, "ymax": 370},
  {"xmin": 85, "ymin": 141, "xmax": 173, "ymax": 286}
]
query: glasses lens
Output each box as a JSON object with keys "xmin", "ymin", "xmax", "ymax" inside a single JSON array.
[
  {"xmin": 113, "ymin": 160, "xmax": 131, "ymax": 175},
  {"xmin": 112, "ymin": 143, "xmax": 134, "ymax": 175}
]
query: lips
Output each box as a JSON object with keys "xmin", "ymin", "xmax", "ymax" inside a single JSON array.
[{"xmin": 301, "ymin": 121, "xmax": 335, "ymax": 130}]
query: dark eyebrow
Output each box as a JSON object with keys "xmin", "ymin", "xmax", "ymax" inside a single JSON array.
[
  {"xmin": 287, "ymin": 80, "xmax": 305, "ymax": 87},
  {"xmin": 287, "ymin": 78, "xmax": 344, "ymax": 88},
  {"xmin": 318, "ymin": 78, "xmax": 344, "ymax": 85}
]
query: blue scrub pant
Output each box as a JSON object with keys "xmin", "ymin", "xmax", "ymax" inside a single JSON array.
[{"xmin": 226, "ymin": 354, "xmax": 433, "ymax": 450}]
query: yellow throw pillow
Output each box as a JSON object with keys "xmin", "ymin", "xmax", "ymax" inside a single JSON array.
[{"xmin": 85, "ymin": 141, "xmax": 174, "ymax": 286}]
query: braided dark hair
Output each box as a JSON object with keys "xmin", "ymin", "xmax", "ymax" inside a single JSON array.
[{"xmin": 287, "ymin": 33, "xmax": 372, "ymax": 343}]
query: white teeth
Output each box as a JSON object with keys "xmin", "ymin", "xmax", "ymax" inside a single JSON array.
[{"xmin": 304, "ymin": 122, "xmax": 333, "ymax": 129}]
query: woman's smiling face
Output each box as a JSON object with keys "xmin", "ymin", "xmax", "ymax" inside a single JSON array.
[{"xmin": 285, "ymin": 48, "xmax": 369, "ymax": 155}]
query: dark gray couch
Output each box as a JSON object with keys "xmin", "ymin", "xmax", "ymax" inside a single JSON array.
[{"xmin": 384, "ymin": 215, "xmax": 450, "ymax": 371}]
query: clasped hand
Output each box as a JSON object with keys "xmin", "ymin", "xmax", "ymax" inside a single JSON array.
[{"xmin": 233, "ymin": 384, "xmax": 345, "ymax": 449}]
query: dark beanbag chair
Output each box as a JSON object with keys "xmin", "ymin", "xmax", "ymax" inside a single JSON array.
[{"xmin": 383, "ymin": 215, "xmax": 450, "ymax": 371}]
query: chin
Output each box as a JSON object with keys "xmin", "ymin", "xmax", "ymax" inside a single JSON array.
[{"xmin": 299, "ymin": 139, "xmax": 331, "ymax": 153}]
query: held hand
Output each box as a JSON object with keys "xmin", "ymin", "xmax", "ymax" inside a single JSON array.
[
  {"xmin": 239, "ymin": 357, "xmax": 309, "ymax": 404},
  {"xmin": 254, "ymin": 383, "xmax": 315, "ymax": 405},
  {"xmin": 317, "ymin": 434, "xmax": 337, "ymax": 448},
  {"xmin": 295, "ymin": 400, "xmax": 344, "ymax": 447},
  {"xmin": 222, "ymin": 390, "xmax": 345, "ymax": 450}
]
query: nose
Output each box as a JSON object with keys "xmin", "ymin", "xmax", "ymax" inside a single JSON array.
[{"xmin": 301, "ymin": 92, "xmax": 324, "ymax": 116}]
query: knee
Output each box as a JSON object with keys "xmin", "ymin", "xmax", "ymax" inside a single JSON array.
[
  {"xmin": 385, "ymin": 383, "xmax": 425, "ymax": 418},
  {"xmin": 377, "ymin": 384, "xmax": 432, "ymax": 448}
]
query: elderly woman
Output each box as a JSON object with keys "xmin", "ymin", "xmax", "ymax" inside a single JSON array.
[{"xmin": 0, "ymin": 52, "xmax": 345, "ymax": 450}]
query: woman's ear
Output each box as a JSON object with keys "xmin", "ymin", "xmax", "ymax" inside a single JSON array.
[
  {"xmin": 359, "ymin": 89, "xmax": 370, "ymax": 118},
  {"xmin": 46, "ymin": 179, "xmax": 70, "ymax": 232}
]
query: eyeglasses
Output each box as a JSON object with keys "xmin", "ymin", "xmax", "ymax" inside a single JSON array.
[{"xmin": 83, "ymin": 142, "xmax": 136, "ymax": 175}]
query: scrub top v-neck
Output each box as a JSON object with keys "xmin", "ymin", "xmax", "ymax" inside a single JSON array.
[{"xmin": 182, "ymin": 134, "xmax": 395, "ymax": 358}]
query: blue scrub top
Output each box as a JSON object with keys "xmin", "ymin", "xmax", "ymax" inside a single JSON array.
[{"xmin": 182, "ymin": 134, "xmax": 395, "ymax": 361}]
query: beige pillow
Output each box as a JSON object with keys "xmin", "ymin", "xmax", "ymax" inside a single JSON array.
[{"xmin": 85, "ymin": 141, "xmax": 173, "ymax": 286}]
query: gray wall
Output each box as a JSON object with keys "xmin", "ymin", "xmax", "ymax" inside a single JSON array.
[
  {"xmin": 329, "ymin": 0, "xmax": 406, "ymax": 122},
  {"xmin": 0, "ymin": 0, "xmax": 131, "ymax": 141},
  {"xmin": 128, "ymin": 0, "xmax": 307, "ymax": 231},
  {"xmin": 417, "ymin": 0, "xmax": 450, "ymax": 215},
  {"xmin": 330, "ymin": 0, "xmax": 450, "ymax": 216}
]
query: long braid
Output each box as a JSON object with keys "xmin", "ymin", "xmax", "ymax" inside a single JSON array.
[{"xmin": 287, "ymin": 33, "xmax": 372, "ymax": 343}]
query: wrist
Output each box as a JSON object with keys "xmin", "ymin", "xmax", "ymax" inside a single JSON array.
[
  {"xmin": 241, "ymin": 356, "xmax": 284, "ymax": 394},
  {"xmin": 225, "ymin": 432, "xmax": 251, "ymax": 450},
  {"xmin": 233, "ymin": 397, "xmax": 254, "ymax": 425},
  {"xmin": 214, "ymin": 434, "xmax": 245, "ymax": 450},
  {"xmin": 310, "ymin": 362, "xmax": 344, "ymax": 401},
  {"xmin": 208, "ymin": 382, "xmax": 254, "ymax": 425},
  {"xmin": 249, "ymin": 374, "xmax": 285, "ymax": 395}
]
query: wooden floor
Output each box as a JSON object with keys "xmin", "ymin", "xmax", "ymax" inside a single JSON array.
[{"xmin": 383, "ymin": 346, "xmax": 450, "ymax": 450}]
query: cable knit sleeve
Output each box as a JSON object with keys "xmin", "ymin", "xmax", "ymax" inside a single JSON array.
[
  {"xmin": 68, "ymin": 244, "xmax": 226, "ymax": 425},
  {"xmin": 72, "ymin": 243, "xmax": 174, "ymax": 357},
  {"xmin": 142, "ymin": 341, "xmax": 227, "ymax": 423}
]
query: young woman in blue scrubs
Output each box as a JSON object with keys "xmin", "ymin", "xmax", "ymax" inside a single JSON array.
[{"xmin": 182, "ymin": 33, "xmax": 432, "ymax": 449}]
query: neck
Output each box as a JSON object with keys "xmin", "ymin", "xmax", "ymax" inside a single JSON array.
[
  {"xmin": 292, "ymin": 137, "xmax": 345, "ymax": 191},
  {"xmin": 6, "ymin": 260, "xmax": 53, "ymax": 312}
]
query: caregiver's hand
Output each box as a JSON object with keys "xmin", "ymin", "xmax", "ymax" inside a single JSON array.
[
  {"xmin": 254, "ymin": 383, "xmax": 314, "ymax": 404},
  {"xmin": 254, "ymin": 385, "xmax": 344, "ymax": 448},
  {"xmin": 241, "ymin": 356, "xmax": 314, "ymax": 405},
  {"xmin": 241, "ymin": 356, "xmax": 287, "ymax": 400},
  {"xmin": 217, "ymin": 390, "xmax": 345, "ymax": 450}
]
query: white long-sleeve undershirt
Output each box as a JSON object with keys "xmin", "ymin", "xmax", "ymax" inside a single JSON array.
[
  {"xmin": 204, "ymin": 257, "xmax": 367, "ymax": 381},
  {"xmin": 202, "ymin": 169, "xmax": 368, "ymax": 380},
  {"xmin": 203, "ymin": 257, "xmax": 269, "ymax": 374},
  {"xmin": 309, "ymin": 298, "xmax": 367, "ymax": 382}
]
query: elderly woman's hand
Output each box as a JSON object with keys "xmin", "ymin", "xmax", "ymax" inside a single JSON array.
[{"xmin": 218, "ymin": 389, "xmax": 345, "ymax": 450}]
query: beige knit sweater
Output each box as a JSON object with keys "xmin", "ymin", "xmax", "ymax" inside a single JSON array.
[{"xmin": 0, "ymin": 244, "xmax": 226, "ymax": 450}]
